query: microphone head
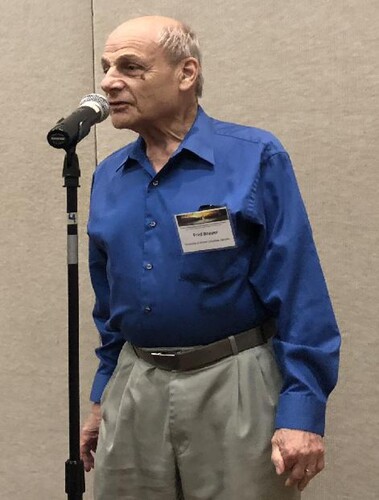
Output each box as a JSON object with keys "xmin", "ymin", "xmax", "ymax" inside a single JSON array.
[{"xmin": 79, "ymin": 93, "xmax": 110, "ymax": 122}]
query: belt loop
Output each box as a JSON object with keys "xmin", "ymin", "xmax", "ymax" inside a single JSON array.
[
  {"xmin": 228, "ymin": 335, "xmax": 239, "ymax": 355},
  {"xmin": 131, "ymin": 344, "xmax": 139, "ymax": 358},
  {"xmin": 261, "ymin": 318, "xmax": 276, "ymax": 341}
]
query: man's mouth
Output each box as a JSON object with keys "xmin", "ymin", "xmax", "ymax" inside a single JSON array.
[
  {"xmin": 108, "ymin": 101, "xmax": 132, "ymax": 112},
  {"xmin": 109, "ymin": 101, "xmax": 131, "ymax": 106}
]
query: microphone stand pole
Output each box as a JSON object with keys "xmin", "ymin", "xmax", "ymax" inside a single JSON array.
[{"xmin": 62, "ymin": 146, "xmax": 85, "ymax": 499}]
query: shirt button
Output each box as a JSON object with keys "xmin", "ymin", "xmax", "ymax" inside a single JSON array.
[
  {"xmin": 144, "ymin": 306, "xmax": 152, "ymax": 313},
  {"xmin": 149, "ymin": 221, "xmax": 157, "ymax": 228},
  {"xmin": 152, "ymin": 179, "xmax": 159, "ymax": 186},
  {"xmin": 144, "ymin": 263, "xmax": 153, "ymax": 270}
]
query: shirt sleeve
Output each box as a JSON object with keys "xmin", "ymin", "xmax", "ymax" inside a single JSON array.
[
  {"xmin": 88, "ymin": 233, "xmax": 126, "ymax": 403},
  {"xmin": 248, "ymin": 151, "xmax": 341, "ymax": 436}
]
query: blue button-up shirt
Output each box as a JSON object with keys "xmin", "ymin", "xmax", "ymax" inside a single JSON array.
[{"xmin": 88, "ymin": 107, "xmax": 340, "ymax": 435}]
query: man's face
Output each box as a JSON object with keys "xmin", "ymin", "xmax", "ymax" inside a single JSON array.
[{"xmin": 101, "ymin": 22, "xmax": 182, "ymax": 131}]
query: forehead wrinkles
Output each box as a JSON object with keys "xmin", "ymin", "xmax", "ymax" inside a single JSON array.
[{"xmin": 103, "ymin": 36, "xmax": 161, "ymax": 63}]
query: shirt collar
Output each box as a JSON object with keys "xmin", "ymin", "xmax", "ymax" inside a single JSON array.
[
  {"xmin": 116, "ymin": 106, "xmax": 215, "ymax": 171},
  {"xmin": 172, "ymin": 106, "xmax": 215, "ymax": 166}
]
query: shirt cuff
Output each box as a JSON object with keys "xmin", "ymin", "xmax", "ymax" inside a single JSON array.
[
  {"xmin": 275, "ymin": 393, "xmax": 327, "ymax": 436},
  {"xmin": 90, "ymin": 370, "xmax": 112, "ymax": 403}
]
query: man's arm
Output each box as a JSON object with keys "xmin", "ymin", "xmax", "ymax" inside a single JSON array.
[
  {"xmin": 80, "ymin": 237, "xmax": 126, "ymax": 471},
  {"xmin": 88, "ymin": 237, "xmax": 126, "ymax": 403},
  {"xmin": 249, "ymin": 150, "xmax": 341, "ymax": 489}
]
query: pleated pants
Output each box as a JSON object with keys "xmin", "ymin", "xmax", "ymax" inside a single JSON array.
[{"xmin": 94, "ymin": 341, "xmax": 300, "ymax": 500}]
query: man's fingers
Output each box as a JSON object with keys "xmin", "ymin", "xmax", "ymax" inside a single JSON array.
[
  {"xmin": 83, "ymin": 457, "xmax": 94, "ymax": 472},
  {"xmin": 284, "ymin": 462, "xmax": 306, "ymax": 488},
  {"xmin": 296, "ymin": 463, "xmax": 318, "ymax": 491},
  {"xmin": 80, "ymin": 407, "xmax": 101, "ymax": 473},
  {"xmin": 316, "ymin": 454, "xmax": 325, "ymax": 473},
  {"xmin": 80, "ymin": 443, "xmax": 95, "ymax": 472},
  {"xmin": 287, "ymin": 456, "xmax": 325, "ymax": 491},
  {"xmin": 85, "ymin": 455, "xmax": 95, "ymax": 472},
  {"xmin": 297, "ymin": 472, "xmax": 312, "ymax": 491},
  {"xmin": 296, "ymin": 454, "xmax": 325, "ymax": 490},
  {"xmin": 271, "ymin": 441, "xmax": 285, "ymax": 475}
]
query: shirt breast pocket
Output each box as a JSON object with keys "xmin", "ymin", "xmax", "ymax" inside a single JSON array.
[{"xmin": 179, "ymin": 247, "xmax": 241, "ymax": 285}]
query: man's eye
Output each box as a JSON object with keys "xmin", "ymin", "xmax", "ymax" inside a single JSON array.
[
  {"xmin": 122, "ymin": 64, "xmax": 145, "ymax": 76},
  {"xmin": 101, "ymin": 63, "xmax": 145, "ymax": 77}
]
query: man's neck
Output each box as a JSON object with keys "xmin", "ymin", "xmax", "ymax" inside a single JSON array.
[{"xmin": 140, "ymin": 103, "xmax": 198, "ymax": 173}]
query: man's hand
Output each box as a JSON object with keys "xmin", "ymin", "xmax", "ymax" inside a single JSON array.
[
  {"xmin": 80, "ymin": 403, "xmax": 102, "ymax": 472},
  {"xmin": 271, "ymin": 428, "xmax": 325, "ymax": 491}
]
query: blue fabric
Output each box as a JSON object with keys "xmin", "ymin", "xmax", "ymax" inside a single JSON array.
[{"xmin": 88, "ymin": 107, "xmax": 340, "ymax": 435}]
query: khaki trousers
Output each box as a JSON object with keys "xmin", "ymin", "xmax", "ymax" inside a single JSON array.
[{"xmin": 94, "ymin": 342, "xmax": 300, "ymax": 500}]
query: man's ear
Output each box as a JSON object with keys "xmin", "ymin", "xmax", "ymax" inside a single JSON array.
[{"xmin": 178, "ymin": 57, "xmax": 199, "ymax": 92}]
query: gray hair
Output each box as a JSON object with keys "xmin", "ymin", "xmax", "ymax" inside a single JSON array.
[{"xmin": 158, "ymin": 24, "xmax": 204, "ymax": 98}]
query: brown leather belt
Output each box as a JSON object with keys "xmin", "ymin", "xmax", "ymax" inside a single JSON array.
[{"xmin": 132, "ymin": 321, "xmax": 275, "ymax": 372}]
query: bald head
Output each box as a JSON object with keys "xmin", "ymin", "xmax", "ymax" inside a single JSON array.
[
  {"xmin": 106, "ymin": 16, "xmax": 203, "ymax": 97},
  {"xmin": 109, "ymin": 16, "xmax": 182, "ymax": 44}
]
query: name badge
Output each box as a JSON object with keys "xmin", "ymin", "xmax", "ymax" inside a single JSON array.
[{"xmin": 175, "ymin": 206, "xmax": 236, "ymax": 253}]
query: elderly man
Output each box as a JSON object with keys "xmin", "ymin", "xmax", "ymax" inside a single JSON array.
[{"xmin": 80, "ymin": 15, "xmax": 340, "ymax": 500}]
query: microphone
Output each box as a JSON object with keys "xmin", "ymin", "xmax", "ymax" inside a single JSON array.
[{"xmin": 47, "ymin": 93, "xmax": 110, "ymax": 149}]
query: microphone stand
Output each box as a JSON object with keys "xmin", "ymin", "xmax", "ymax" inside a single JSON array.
[
  {"xmin": 47, "ymin": 94, "xmax": 109, "ymax": 498},
  {"xmin": 61, "ymin": 146, "xmax": 85, "ymax": 499}
]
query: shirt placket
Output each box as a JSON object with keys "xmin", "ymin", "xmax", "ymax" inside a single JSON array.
[{"xmin": 140, "ymin": 175, "xmax": 162, "ymax": 320}]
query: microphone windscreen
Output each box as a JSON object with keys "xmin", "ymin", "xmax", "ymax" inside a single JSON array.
[{"xmin": 79, "ymin": 93, "xmax": 110, "ymax": 122}]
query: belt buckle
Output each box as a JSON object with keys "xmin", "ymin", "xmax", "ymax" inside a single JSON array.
[{"xmin": 150, "ymin": 352, "xmax": 176, "ymax": 357}]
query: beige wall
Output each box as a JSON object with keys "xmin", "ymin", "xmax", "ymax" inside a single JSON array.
[{"xmin": 0, "ymin": 1, "xmax": 378, "ymax": 498}]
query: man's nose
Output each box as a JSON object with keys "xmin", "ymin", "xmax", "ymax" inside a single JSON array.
[{"xmin": 101, "ymin": 67, "xmax": 125, "ymax": 94}]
